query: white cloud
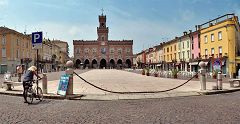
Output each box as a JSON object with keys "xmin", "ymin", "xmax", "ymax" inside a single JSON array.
[
  {"xmin": 0, "ymin": 0, "xmax": 8, "ymax": 6},
  {"xmin": 109, "ymin": 19, "xmax": 182, "ymax": 53},
  {"xmin": 108, "ymin": 6, "xmax": 132, "ymax": 17},
  {"xmin": 179, "ymin": 9, "xmax": 195, "ymax": 22}
]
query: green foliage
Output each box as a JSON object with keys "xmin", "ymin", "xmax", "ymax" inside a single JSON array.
[
  {"xmin": 146, "ymin": 67, "xmax": 150, "ymax": 73},
  {"xmin": 171, "ymin": 69, "xmax": 179, "ymax": 76},
  {"xmin": 213, "ymin": 69, "xmax": 220, "ymax": 76}
]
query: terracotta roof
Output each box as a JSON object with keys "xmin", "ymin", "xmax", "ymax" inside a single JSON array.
[{"xmin": 0, "ymin": 26, "xmax": 30, "ymax": 39}]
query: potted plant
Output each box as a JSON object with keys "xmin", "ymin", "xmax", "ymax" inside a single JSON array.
[
  {"xmin": 142, "ymin": 68, "xmax": 145, "ymax": 75},
  {"xmin": 146, "ymin": 67, "xmax": 150, "ymax": 76},
  {"xmin": 154, "ymin": 68, "xmax": 159, "ymax": 77},
  {"xmin": 212, "ymin": 70, "xmax": 219, "ymax": 79},
  {"xmin": 171, "ymin": 69, "xmax": 179, "ymax": 79}
]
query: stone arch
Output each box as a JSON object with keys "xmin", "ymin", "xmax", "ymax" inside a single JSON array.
[
  {"xmin": 75, "ymin": 59, "xmax": 81, "ymax": 68},
  {"xmin": 84, "ymin": 59, "xmax": 90, "ymax": 69},
  {"xmin": 117, "ymin": 59, "xmax": 123, "ymax": 69},
  {"xmin": 100, "ymin": 59, "xmax": 107, "ymax": 69},
  {"xmin": 92, "ymin": 59, "xmax": 98, "ymax": 69},
  {"xmin": 109, "ymin": 59, "xmax": 115, "ymax": 69},
  {"xmin": 126, "ymin": 59, "xmax": 131, "ymax": 68}
]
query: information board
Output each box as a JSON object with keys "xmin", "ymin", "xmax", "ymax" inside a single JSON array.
[
  {"xmin": 57, "ymin": 74, "xmax": 70, "ymax": 96},
  {"xmin": 213, "ymin": 59, "xmax": 222, "ymax": 71}
]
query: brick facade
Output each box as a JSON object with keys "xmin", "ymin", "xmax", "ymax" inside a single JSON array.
[{"xmin": 73, "ymin": 14, "xmax": 133, "ymax": 69}]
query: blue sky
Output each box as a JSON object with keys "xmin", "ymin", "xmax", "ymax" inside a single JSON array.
[{"xmin": 0, "ymin": 0, "xmax": 240, "ymax": 56}]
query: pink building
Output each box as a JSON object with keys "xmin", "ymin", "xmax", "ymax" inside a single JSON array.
[
  {"xmin": 191, "ymin": 31, "xmax": 200, "ymax": 59},
  {"xmin": 189, "ymin": 30, "xmax": 200, "ymax": 72}
]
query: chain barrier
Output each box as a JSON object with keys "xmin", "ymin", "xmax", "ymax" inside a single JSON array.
[{"xmin": 73, "ymin": 71, "xmax": 199, "ymax": 94}]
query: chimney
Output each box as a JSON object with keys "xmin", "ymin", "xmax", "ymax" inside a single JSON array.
[
  {"xmin": 195, "ymin": 25, "xmax": 198, "ymax": 31},
  {"xmin": 198, "ymin": 25, "xmax": 201, "ymax": 30},
  {"xmin": 183, "ymin": 31, "xmax": 187, "ymax": 35},
  {"xmin": 209, "ymin": 23, "xmax": 213, "ymax": 27}
]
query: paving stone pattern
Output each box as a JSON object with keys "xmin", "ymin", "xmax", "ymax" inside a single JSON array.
[{"xmin": 0, "ymin": 92, "xmax": 240, "ymax": 123}]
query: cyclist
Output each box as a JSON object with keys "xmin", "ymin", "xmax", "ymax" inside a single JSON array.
[{"xmin": 22, "ymin": 66, "xmax": 42, "ymax": 103}]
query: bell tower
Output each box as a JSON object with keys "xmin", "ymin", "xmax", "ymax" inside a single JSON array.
[{"xmin": 97, "ymin": 11, "xmax": 109, "ymax": 42}]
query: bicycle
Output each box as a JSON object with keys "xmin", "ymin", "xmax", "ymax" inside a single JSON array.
[{"xmin": 23, "ymin": 78, "xmax": 43, "ymax": 104}]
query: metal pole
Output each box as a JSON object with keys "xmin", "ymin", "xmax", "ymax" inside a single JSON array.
[
  {"xmin": 217, "ymin": 72, "xmax": 222, "ymax": 90},
  {"xmin": 37, "ymin": 49, "xmax": 39, "ymax": 93}
]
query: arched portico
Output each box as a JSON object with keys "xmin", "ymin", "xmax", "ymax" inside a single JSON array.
[
  {"xmin": 117, "ymin": 59, "xmax": 123, "ymax": 69},
  {"xmin": 100, "ymin": 59, "xmax": 107, "ymax": 69},
  {"xmin": 126, "ymin": 59, "xmax": 131, "ymax": 68},
  {"xmin": 75, "ymin": 59, "xmax": 81, "ymax": 68},
  {"xmin": 109, "ymin": 59, "xmax": 115, "ymax": 69},
  {"xmin": 92, "ymin": 59, "xmax": 98, "ymax": 69},
  {"xmin": 84, "ymin": 59, "xmax": 90, "ymax": 69}
]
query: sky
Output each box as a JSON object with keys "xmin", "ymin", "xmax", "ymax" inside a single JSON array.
[{"xmin": 0, "ymin": 0, "xmax": 240, "ymax": 57}]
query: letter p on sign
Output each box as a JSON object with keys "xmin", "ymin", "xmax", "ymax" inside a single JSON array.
[{"xmin": 33, "ymin": 34, "xmax": 40, "ymax": 43}]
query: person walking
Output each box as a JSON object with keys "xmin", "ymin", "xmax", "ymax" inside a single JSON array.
[
  {"xmin": 16, "ymin": 65, "xmax": 23, "ymax": 82},
  {"xmin": 22, "ymin": 66, "xmax": 42, "ymax": 103}
]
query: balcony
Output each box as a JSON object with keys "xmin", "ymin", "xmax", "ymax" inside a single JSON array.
[{"xmin": 21, "ymin": 58, "xmax": 32, "ymax": 63}]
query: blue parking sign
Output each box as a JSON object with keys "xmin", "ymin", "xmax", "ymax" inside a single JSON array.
[{"xmin": 32, "ymin": 32, "xmax": 42, "ymax": 44}]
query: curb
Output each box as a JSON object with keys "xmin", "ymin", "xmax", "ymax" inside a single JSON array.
[
  {"xmin": 0, "ymin": 90, "xmax": 86, "ymax": 100},
  {"xmin": 198, "ymin": 88, "xmax": 240, "ymax": 95},
  {"xmin": 0, "ymin": 88, "xmax": 240, "ymax": 100}
]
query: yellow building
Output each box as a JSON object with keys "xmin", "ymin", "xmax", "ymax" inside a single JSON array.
[
  {"xmin": 0, "ymin": 27, "xmax": 33, "ymax": 73},
  {"xmin": 199, "ymin": 14, "xmax": 240, "ymax": 77},
  {"xmin": 162, "ymin": 39, "xmax": 178, "ymax": 70}
]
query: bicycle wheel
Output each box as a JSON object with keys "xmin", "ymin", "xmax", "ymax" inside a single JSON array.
[
  {"xmin": 35, "ymin": 87, "xmax": 43, "ymax": 101},
  {"xmin": 25, "ymin": 88, "xmax": 33, "ymax": 104}
]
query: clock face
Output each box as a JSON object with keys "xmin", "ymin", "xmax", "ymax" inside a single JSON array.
[{"xmin": 101, "ymin": 42, "xmax": 105, "ymax": 45}]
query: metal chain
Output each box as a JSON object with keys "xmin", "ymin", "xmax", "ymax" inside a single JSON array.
[{"xmin": 73, "ymin": 71, "xmax": 199, "ymax": 94}]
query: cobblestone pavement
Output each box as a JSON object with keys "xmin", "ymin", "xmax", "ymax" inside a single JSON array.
[{"xmin": 1, "ymin": 92, "xmax": 240, "ymax": 124}]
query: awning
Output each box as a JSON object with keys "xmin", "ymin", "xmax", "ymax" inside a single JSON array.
[
  {"xmin": 175, "ymin": 63, "xmax": 180, "ymax": 66},
  {"xmin": 157, "ymin": 64, "xmax": 162, "ymax": 66},
  {"xmin": 189, "ymin": 62, "xmax": 199, "ymax": 65}
]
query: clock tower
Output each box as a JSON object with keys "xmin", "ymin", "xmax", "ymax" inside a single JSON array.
[{"xmin": 97, "ymin": 14, "xmax": 108, "ymax": 42}]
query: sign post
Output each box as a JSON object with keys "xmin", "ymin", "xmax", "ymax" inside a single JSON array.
[{"xmin": 32, "ymin": 32, "xmax": 43, "ymax": 93}]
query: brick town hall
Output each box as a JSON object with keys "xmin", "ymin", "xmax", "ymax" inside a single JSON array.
[{"xmin": 73, "ymin": 14, "xmax": 133, "ymax": 69}]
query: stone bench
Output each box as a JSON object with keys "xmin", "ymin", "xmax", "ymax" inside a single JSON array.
[
  {"xmin": 3, "ymin": 81, "xmax": 22, "ymax": 90},
  {"xmin": 229, "ymin": 79, "xmax": 240, "ymax": 88}
]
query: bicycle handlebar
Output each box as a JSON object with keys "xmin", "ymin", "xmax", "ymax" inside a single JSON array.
[{"xmin": 32, "ymin": 78, "xmax": 43, "ymax": 83}]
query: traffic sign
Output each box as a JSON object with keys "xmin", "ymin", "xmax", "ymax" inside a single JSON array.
[{"xmin": 32, "ymin": 32, "xmax": 43, "ymax": 49}]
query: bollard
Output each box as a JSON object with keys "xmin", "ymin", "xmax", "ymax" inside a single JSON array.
[
  {"xmin": 42, "ymin": 73, "xmax": 47, "ymax": 94},
  {"xmin": 65, "ymin": 60, "xmax": 74, "ymax": 95},
  {"xmin": 199, "ymin": 61, "xmax": 206, "ymax": 90},
  {"xmin": 217, "ymin": 72, "xmax": 222, "ymax": 90}
]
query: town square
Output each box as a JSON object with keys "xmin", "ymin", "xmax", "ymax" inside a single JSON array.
[{"xmin": 1, "ymin": 0, "xmax": 240, "ymax": 123}]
